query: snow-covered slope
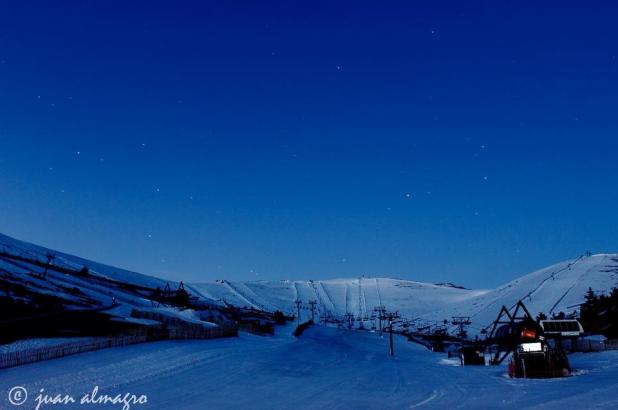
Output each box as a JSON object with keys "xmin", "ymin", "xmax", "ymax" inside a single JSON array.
[
  {"xmin": 190, "ymin": 278, "xmax": 487, "ymax": 321},
  {"xmin": 2, "ymin": 325, "xmax": 618, "ymax": 410},
  {"xmin": 191, "ymin": 254, "xmax": 618, "ymax": 334},
  {"xmin": 2, "ymin": 232, "xmax": 617, "ymax": 335},
  {"xmin": 0, "ymin": 232, "xmax": 173, "ymax": 313},
  {"xmin": 0, "ymin": 232, "xmax": 171, "ymax": 291},
  {"xmin": 0, "ymin": 233, "xmax": 221, "ymax": 337},
  {"xmin": 423, "ymin": 254, "xmax": 618, "ymax": 332}
]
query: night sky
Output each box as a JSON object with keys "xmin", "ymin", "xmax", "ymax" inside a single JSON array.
[{"xmin": 1, "ymin": 1, "xmax": 617, "ymax": 287}]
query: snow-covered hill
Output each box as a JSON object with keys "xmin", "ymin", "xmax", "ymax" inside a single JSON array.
[
  {"xmin": 190, "ymin": 255, "xmax": 618, "ymax": 334},
  {"xmin": 0, "ymin": 233, "xmax": 221, "ymax": 342},
  {"xmin": 1, "ymin": 232, "xmax": 617, "ymax": 336},
  {"xmin": 190, "ymin": 278, "xmax": 487, "ymax": 324},
  {"xmin": 0, "ymin": 232, "xmax": 172, "ymax": 293},
  {"xmin": 424, "ymin": 254, "xmax": 618, "ymax": 332}
]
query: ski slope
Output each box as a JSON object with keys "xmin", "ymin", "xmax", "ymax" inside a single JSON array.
[
  {"xmin": 191, "ymin": 278, "xmax": 487, "ymax": 321},
  {"xmin": 0, "ymin": 233, "xmax": 222, "ymax": 334},
  {"xmin": 2, "ymin": 233, "xmax": 618, "ymax": 408},
  {"xmin": 1, "ymin": 325, "xmax": 618, "ymax": 409},
  {"xmin": 191, "ymin": 254, "xmax": 618, "ymax": 334},
  {"xmin": 1, "ymin": 232, "xmax": 617, "ymax": 336},
  {"xmin": 0, "ymin": 233, "xmax": 171, "ymax": 292},
  {"xmin": 424, "ymin": 254, "xmax": 618, "ymax": 333}
]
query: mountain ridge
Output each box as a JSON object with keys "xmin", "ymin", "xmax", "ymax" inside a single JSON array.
[{"xmin": 1, "ymin": 232, "xmax": 616, "ymax": 335}]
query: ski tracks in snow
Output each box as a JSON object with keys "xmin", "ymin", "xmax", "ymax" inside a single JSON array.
[
  {"xmin": 375, "ymin": 278, "xmax": 383, "ymax": 307},
  {"xmin": 549, "ymin": 255, "xmax": 609, "ymax": 315},
  {"xmin": 522, "ymin": 255, "xmax": 585, "ymax": 306},
  {"xmin": 222, "ymin": 280, "xmax": 262, "ymax": 310},
  {"xmin": 345, "ymin": 283, "xmax": 351, "ymax": 314},
  {"xmin": 408, "ymin": 390, "xmax": 443, "ymax": 408},
  {"xmin": 318, "ymin": 282, "xmax": 338, "ymax": 316}
]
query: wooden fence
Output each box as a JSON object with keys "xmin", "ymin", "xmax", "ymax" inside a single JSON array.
[
  {"xmin": 130, "ymin": 310, "xmax": 238, "ymax": 340},
  {"xmin": 562, "ymin": 338, "xmax": 618, "ymax": 353},
  {"xmin": 0, "ymin": 334, "xmax": 148, "ymax": 369},
  {"xmin": 0, "ymin": 311, "xmax": 239, "ymax": 369},
  {"xmin": 603, "ymin": 339, "xmax": 618, "ymax": 350}
]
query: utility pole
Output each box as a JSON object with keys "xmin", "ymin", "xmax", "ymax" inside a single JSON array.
[
  {"xmin": 389, "ymin": 320, "xmax": 394, "ymax": 356},
  {"xmin": 294, "ymin": 299, "xmax": 303, "ymax": 324},
  {"xmin": 451, "ymin": 316, "xmax": 472, "ymax": 339},
  {"xmin": 321, "ymin": 311, "xmax": 329, "ymax": 325},
  {"xmin": 399, "ymin": 318, "xmax": 410, "ymax": 333},
  {"xmin": 416, "ymin": 321, "xmax": 426, "ymax": 334},
  {"xmin": 308, "ymin": 300, "xmax": 317, "ymax": 322},
  {"xmin": 386, "ymin": 312, "xmax": 396, "ymax": 356},
  {"xmin": 43, "ymin": 253, "xmax": 55, "ymax": 278},
  {"xmin": 373, "ymin": 306, "xmax": 386, "ymax": 336},
  {"xmin": 357, "ymin": 277, "xmax": 364, "ymax": 329},
  {"xmin": 344, "ymin": 312, "xmax": 354, "ymax": 328}
]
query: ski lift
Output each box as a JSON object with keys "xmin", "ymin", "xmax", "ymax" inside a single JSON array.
[{"xmin": 487, "ymin": 300, "xmax": 571, "ymax": 378}]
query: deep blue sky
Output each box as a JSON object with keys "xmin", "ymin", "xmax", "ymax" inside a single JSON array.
[{"xmin": 1, "ymin": 1, "xmax": 617, "ymax": 287}]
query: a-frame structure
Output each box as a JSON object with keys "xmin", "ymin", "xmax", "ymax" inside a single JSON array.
[{"xmin": 486, "ymin": 300, "xmax": 535, "ymax": 364}]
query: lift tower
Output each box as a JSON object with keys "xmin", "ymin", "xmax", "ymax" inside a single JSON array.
[
  {"xmin": 308, "ymin": 300, "xmax": 317, "ymax": 322},
  {"xmin": 294, "ymin": 299, "xmax": 303, "ymax": 323},
  {"xmin": 451, "ymin": 316, "xmax": 472, "ymax": 339}
]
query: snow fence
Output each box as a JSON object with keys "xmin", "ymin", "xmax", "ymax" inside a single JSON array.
[{"xmin": 0, "ymin": 312, "xmax": 238, "ymax": 369}]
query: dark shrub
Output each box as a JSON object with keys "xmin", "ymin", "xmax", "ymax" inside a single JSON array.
[
  {"xmin": 293, "ymin": 320, "xmax": 314, "ymax": 337},
  {"xmin": 77, "ymin": 266, "xmax": 90, "ymax": 277},
  {"xmin": 273, "ymin": 310, "xmax": 286, "ymax": 325}
]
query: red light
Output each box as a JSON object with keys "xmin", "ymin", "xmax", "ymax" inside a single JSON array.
[{"xmin": 521, "ymin": 327, "xmax": 537, "ymax": 340}]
